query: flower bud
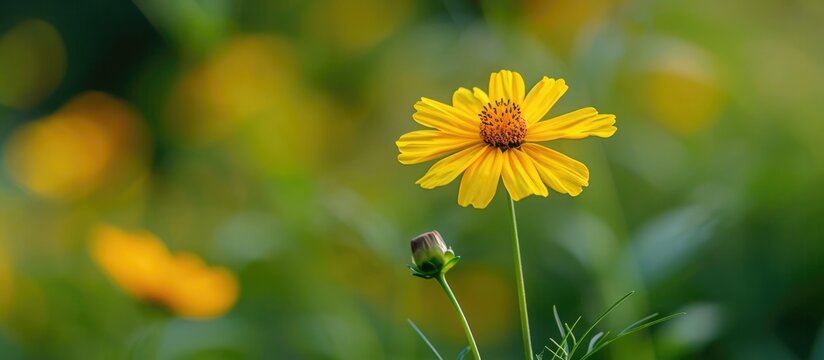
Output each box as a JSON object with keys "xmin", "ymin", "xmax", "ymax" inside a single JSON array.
[{"xmin": 409, "ymin": 231, "xmax": 460, "ymax": 279}]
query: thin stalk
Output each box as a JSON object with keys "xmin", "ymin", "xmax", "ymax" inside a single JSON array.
[
  {"xmin": 436, "ymin": 273, "xmax": 481, "ymax": 360},
  {"xmin": 509, "ymin": 196, "xmax": 533, "ymax": 360}
]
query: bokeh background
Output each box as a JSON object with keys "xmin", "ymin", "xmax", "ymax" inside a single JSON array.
[{"xmin": 1, "ymin": 0, "xmax": 823, "ymax": 359}]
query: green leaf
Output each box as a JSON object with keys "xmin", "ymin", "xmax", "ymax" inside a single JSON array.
[
  {"xmin": 409, "ymin": 265, "xmax": 435, "ymax": 279},
  {"xmin": 566, "ymin": 291, "xmax": 635, "ymax": 359},
  {"xmin": 543, "ymin": 345, "xmax": 566, "ymax": 360},
  {"xmin": 408, "ymin": 319, "xmax": 444, "ymax": 360},
  {"xmin": 619, "ymin": 313, "xmax": 659, "ymax": 336},
  {"xmin": 547, "ymin": 315, "xmax": 581, "ymax": 360},
  {"xmin": 441, "ymin": 256, "xmax": 461, "ymax": 274},
  {"xmin": 618, "ymin": 312, "xmax": 687, "ymax": 338},
  {"xmin": 587, "ymin": 332, "xmax": 604, "ymax": 353},
  {"xmin": 548, "ymin": 338, "xmax": 568, "ymax": 359},
  {"xmin": 579, "ymin": 313, "xmax": 686, "ymax": 360},
  {"xmin": 553, "ymin": 305, "xmax": 570, "ymax": 354},
  {"xmin": 590, "ymin": 330, "xmax": 610, "ymax": 354},
  {"xmin": 543, "ymin": 292, "xmax": 683, "ymax": 360},
  {"xmin": 456, "ymin": 346, "xmax": 470, "ymax": 360},
  {"xmin": 564, "ymin": 323, "xmax": 577, "ymax": 346}
]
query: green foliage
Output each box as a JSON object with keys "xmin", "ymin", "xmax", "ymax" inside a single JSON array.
[
  {"xmin": 408, "ymin": 319, "xmax": 444, "ymax": 360},
  {"xmin": 408, "ymin": 319, "xmax": 474, "ymax": 360},
  {"xmin": 409, "ymin": 256, "xmax": 461, "ymax": 279},
  {"xmin": 456, "ymin": 346, "xmax": 471, "ymax": 360},
  {"xmin": 537, "ymin": 292, "xmax": 685, "ymax": 360}
]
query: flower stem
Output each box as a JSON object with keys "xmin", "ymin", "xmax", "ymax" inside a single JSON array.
[
  {"xmin": 509, "ymin": 196, "xmax": 533, "ymax": 360},
  {"xmin": 436, "ymin": 273, "xmax": 481, "ymax": 360}
]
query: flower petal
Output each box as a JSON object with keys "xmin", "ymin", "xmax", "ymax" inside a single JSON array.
[
  {"xmin": 501, "ymin": 148, "xmax": 549, "ymax": 201},
  {"xmin": 488, "ymin": 70, "xmax": 525, "ymax": 103},
  {"xmin": 521, "ymin": 143, "xmax": 589, "ymax": 196},
  {"xmin": 526, "ymin": 107, "xmax": 616, "ymax": 142},
  {"xmin": 458, "ymin": 146, "xmax": 504, "ymax": 208},
  {"xmin": 452, "ymin": 87, "xmax": 485, "ymax": 120},
  {"xmin": 522, "ymin": 77, "xmax": 568, "ymax": 125},
  {"xmin": 416, "ymin": 143, "xmax": 487, "ymax": 189},
  {"xmin": 396, "ymin": 130, "xmax": 480, "ymax": 164},
  {"xmin": 473, "ymin": 87, "xmax": 490, "ymax": 104},
  {"xmin": 414, "ymin": 97, "xmax": 480, "ymax": 136}
]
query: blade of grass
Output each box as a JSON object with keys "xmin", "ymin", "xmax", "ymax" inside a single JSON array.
[
  {"xmin": 544, "ymin": 345, "xmax": 566, "ymax": 360},
  {"xmin": 590, "ymin": 330, "xmax": 610, "ymax": 352},
  {"xmin": 457, "ymin": 346, "xmax": 471, "ymax": 360},
  {"xmin": 547, "ymin": 316, "xmax": 581, "ymax": 360},
  {"xmin": 566, "ymin": 291, "xmax": 635, "ymax": 359},
  {"xmin": 408, "ymin": 319, "xmax": 445, "ymax": 360},
  {"xmin": 617, "ymin": 313, "xmax": 686, "ymax": 337},
  {"xmin": 587, "ymin": 332, "xmax": 604, "ymax": 353},
  {"xmin": 553, "ymin": 306, "xmax": 570, "ymax": 354},
  {"xmin": 579, "ymin": 313, "xmax": 686, "ymax": 360},
  {"xmin": 618, "ymin": 313, "xmax": 658, "ymax": 336},
  {"xmin": 548, "ymin": 339, "xmax": 568, "ymax": 358},
  {"xmin": 564, "ymin": 323, "xmax": 577, "ymax": 346}
]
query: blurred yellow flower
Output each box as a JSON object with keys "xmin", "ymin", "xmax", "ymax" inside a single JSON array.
[
  {"xmin": 523, "ymin": 0, "xmax": 620, "ymax": 58},
  {"xmin": 304, "ymin": 0, "xmax": 414, "ymax": 55},
  {"xmin": 396, "ymin": 70, "xmax": 616, "ymax": 208},
  {"xmin": 632, "ymin": 38, "xmax": 723, "ymax": 136},
  {"xmin": 3, "ymin": 91, "xmax": 149, "ymax": 201},
  {"xmin": 167, "ymin": 35, "xmax": 299, "ymax": 142},
  {"xmin": 91, "ymin": 225, "xmax": 238, "ymax": 319},
  {"xmin": 166, "ymin": 35, "xmax": 327, "ymax": 176}
]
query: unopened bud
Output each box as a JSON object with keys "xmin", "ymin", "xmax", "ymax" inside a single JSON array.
[{"xmin": 409, "ymin": 231, "xmax": 460, "ymax": 279}]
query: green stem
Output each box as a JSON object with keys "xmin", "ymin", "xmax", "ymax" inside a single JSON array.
[
  {"xmin": 509, "ymin": 196, "xmax": 533, "ymax": 360},
  {"xmin": 436, "ymin": 273, "xmax": 481, "ymax": 360}
]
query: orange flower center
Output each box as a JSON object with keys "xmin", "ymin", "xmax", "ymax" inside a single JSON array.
[{"xmin": 479, "ymin": 99, "xmax": 527, "ymax": 151}]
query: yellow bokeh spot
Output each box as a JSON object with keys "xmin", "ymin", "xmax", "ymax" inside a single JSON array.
[
  {"xmin": 642, "ymin": 71, "xmax": 722, "ymax": 135},
  {"xmin": 0, "ymin": 19, "xmax": 66, "ymax": 110},
  {"xmin": 167, "ymin": 34, "xmax": 327, "ymax": 176},
  {"xmin": 167, "ymin": 35, "xmax": 299, "ymax": 142},
  {"xmin": 91, "ymin": 225, "xmax": 239, "ymax": 319},
  {"xmin": 304, "ymin": 0, "xmax": 414, "ymax": 55},
  {"xmin": 629, "ymin": 38, "xmax": 724, "ymax": 136},
  {"xmin": 523, "ymin": 0, "xmax": 622, "ymax": 57},
  {"xmin": 4, "ymin": 92, "xmax": 149, "ymax": 200}
]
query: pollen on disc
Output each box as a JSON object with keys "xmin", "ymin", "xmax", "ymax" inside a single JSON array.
[{"xmin": 479, "ymin": 99, "xmax": 527, "ymax": 150}]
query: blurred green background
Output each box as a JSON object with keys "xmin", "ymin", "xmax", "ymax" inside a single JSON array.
[{"xmin": 1, "ymin": 0, "xmax": 824, "ymax": 359}]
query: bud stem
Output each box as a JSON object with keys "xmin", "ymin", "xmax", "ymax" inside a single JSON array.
[
  {"xmin": 510, "ymin": 196, "xmax": 533, "ymax": 360},
  {"xmin": 435, "ymin": 273, "xmax": 480, "ymax": 360}
]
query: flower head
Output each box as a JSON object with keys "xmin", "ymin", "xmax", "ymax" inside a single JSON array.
[
  {"xmin": 91, "ymin": 225, "xmax": 238, "ymax": 319},
  {"xmin": 396, "ymin": 70, "xmax": 617, "ymax": 208},
  {"xmin": 409, "ymin": 231, "xmax": 459, "ymax": 278}
]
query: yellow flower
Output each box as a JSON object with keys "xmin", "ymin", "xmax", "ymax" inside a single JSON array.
[
  {"xmin": 4, "ymin": 91, "xmax": 150, "ymax": 201},
  {"xmin": 396, "ymin": 70, "xmax": 617, "ymax": 208},
  {"xmin": 91, "ymin": 225, "xmax": 238, "ymax": 319}
]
